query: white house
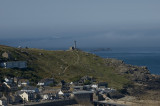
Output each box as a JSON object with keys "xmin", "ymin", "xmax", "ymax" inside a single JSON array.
[
  {"xmin": 42, "ymin": 94, "xmax": 49, "ymax": 100},
  {"xmin": 91, "ymin": 84, "xmax": 98, "ymax": 88},
  {"xmin": 0, "ymin": 61, "xmax": 27, "ymax": 69},
  {"xmin": 4, "ymin": 77, "xmax": 13, "ymax": 85},
  {"xmin": 0, "ymin": 99, "xmax": 7, "ymax": 106},
  {"xmin": 19, "ymin": 92, "xmax": 28, "ymax": 102},
  {"xmin": 0, "ymin": 95, "xmax": 7, "ymax": 106},
  {"xmin": 58, "ymin": 90, "xmax": 64, "ymax": 95}
]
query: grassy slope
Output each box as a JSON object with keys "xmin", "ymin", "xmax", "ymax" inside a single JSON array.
[{"xmin": 0, "ymin": 45, "xmax": 130, "ymax": 89}]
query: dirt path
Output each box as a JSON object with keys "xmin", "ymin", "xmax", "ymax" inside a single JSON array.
[{"xmin": 62, "ymin": 51, "xmax": 80, "ymax": 74}]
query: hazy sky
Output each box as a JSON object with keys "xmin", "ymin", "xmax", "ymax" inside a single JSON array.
[{"xmin": 0, "ymin": 0, "xmax": 160, "ymax": 48}]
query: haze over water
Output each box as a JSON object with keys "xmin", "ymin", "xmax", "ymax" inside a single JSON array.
[
  {"xmin": 1, "ymin": 0, "xmax": 160, "ymax": 49},
  {"xmin": 1, "ymin": 1, "xmax": 160, "ymax": 75}
]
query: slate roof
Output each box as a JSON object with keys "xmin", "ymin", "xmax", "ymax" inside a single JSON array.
[
  {"xmin": 21, "ymin": 86, "xmax": 37, "ymax": 90},
  {"xmin": 38, "ymin": 78, "xmax": 54, "ymax": 83}
]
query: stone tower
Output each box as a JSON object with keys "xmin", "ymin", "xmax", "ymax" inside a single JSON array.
[{"xmin": 74, "ymin": 40, "xmax": 77, "ymax": 49}]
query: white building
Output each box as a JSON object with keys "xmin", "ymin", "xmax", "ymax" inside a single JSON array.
[
  {"xmin": 0, "ymin": 99, "xmax": 7, "ymax": 106},
  {"xmin": 42, "ymin": 94, "xmax": 49, "ymax": 100},
  {"xmin": 58, "ymin": 90, "xmax": 64, "ymax": 95},
  {"xmin": 0, "ymin": 95, "xmax": 7, "ymax": 106},
  {"xmin": 4, "ymin": 78, "xmax": 13, "ymax": 84},
  {"xmin": 0, "ymin": 61, "xmax": 27, "ymax": 69},
  {"xmin": 19, "ymin": 92, "xmax": 29, "ymax": 102},
  {"xmin": 91, "ymin": 84, "xmax": 98, "ymax": 88}
]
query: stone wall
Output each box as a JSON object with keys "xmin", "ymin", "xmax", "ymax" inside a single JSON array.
[{"xmin": 25, "ymin": 99, "xmax": 78, "ymax": 106}]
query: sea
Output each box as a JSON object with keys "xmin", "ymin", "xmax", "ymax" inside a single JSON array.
[
  {"xmin": 47, "ymin": 47, "xmax": 160, "ymax": 75},
  {"xmin": 82, "ymin": 47, "xmax": 160, "ymax": 75}
]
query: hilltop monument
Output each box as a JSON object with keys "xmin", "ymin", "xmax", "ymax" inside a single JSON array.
[
  {"xmin": 74, "ymin": 40, "xmax": 77, "ymax": 49},
  {"xmin": 69, "ymin": 40, "xmax": 77, "ymax": 51}
]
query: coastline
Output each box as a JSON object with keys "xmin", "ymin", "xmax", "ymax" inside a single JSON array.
[
  {"xmin": 85, "ymin": 48, "xmax": 160, "ymax": 75},
  {"xmin": 0, "ymin": 45, "xmax": 160, "ymax": 106}
]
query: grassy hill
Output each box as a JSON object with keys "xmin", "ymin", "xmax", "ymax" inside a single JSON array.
[{"xmin": 0, "ymin": 45, "xmax": 130, "ymax": 89}]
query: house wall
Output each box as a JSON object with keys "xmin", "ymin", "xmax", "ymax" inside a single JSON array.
[
  {"xmin": 21, "ymin": 88, "xmax": 39, "ymax": 93},
  {"xmin": 42, "ymin": 95, "xmax": 49, "ymax": 100},
  {"xmin": 21, "ymin": 90, "xmax": 35, "ymax": 93},
  {"xmin": 20, "ymin": 92, "xmax": 28, "ymax": 101},
  {"xmin": 37, "ymin": 83, "xmax": 44, "ymax": 86},
  {"xmin": 74, "ymin": 93, "xmax": 93, "ymax": 105},
  {"xmin": 45, "ymin": 81, "xmax": 53, "ymax": 86},
  {"xmin": 0, "ymin": 99, "xmax": 7, "ymax": 106},
  {"xmin": 25, "ymin": 99, "xmax": 78, "ymax": 106},
  {"xmin": 0, "ymin": 100, "xmax": 2, "ymax": 105},
  {"xmin": 4, "ymin": 78, "xmax": 13, "ymax": 83},
  {"xmin": 37, "ymin": 79, "xmax": 54, "ymax": 86},
  {"xmin": 2, "ymin": 52, "xmax": 9, "ymax": 58},
  {"xmin": 0, "ymin": 61, "xmax": 27, "ymax": 69}
]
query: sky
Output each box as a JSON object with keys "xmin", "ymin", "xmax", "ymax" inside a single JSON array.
[{"xmin": 0, "ymin": 0, "xmax": 160, "ymax": 49}]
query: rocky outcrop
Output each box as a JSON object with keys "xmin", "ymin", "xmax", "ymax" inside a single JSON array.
[
  {"xmin": 107, "ymin": 91, "xmax": 124, "ymax": 99},
  {"xmin": 104, "ymin": 58, "xmax": 160, "ymax": 89}
]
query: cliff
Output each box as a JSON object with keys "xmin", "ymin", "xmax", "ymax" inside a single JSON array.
[{"xmin": 105, "ymin": 58, "xmax": 160, "ymax": 95}]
